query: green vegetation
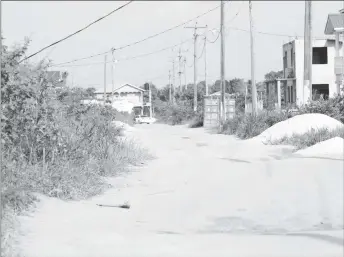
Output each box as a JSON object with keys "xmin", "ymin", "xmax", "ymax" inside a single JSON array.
[{"xmin": 1, "ymin": 40, "xmax": 150, "ymax": 256}]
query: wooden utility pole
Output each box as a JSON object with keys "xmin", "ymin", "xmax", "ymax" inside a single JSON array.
[
  {"xmin": 103, "ymin": 55, "xmax": 107, "ymax": 105},
  {"xmin": 249, "ymin": 1, "xmax": 258, "ymax": 115},
  {"xmin": 183, "ymin": 57, "xmax": 187, "ymax": 91},
  {"xmin": 178, "ymin": 47, "xmax": 182, "ymax": 92},
  {"xmin": 220, "ymin": 0, "xmax": 226, "ymax": 124},
  {"xmin": 169, "ymin": 70, "xmax": 172, "ymax": 103},
  {"xmin": 204, "ymin": 33, "xmax": 208, "ymax": 96},
  {"xmin": 303, "ymin": 1, "xmax": 312, "ymax": 102},
  {"xmin": 185, "ymin": 22, "xmax": 207, "ymax": 112},
  {"xmin": 172, "ymin": 60, "xmax": 175, "ymax": 103},
  {"xmin": 111, "ymin": 60, "xmax": 114, "ymax": 102},
  {"xmin": 149, "ymin": 82, "xmax": 153, "ymax": 118}
]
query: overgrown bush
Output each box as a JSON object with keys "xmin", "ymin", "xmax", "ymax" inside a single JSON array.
[
  {"xmin": 154, "ymin": 100, "xmax": 195, "ymax": 125},
  {"xmin": 270, "ymin": 127, "xmax": 344, "ymax": 150},
  {"xmin": 298, "ymin": 95, "xmax": 344, "ymax": 123},
  {"xmin": 188, "ymin": 110, "xmax": 204, "ymax": 128},
  {"xmin": 221, "ymin": 110, "xmax": 293, "ymax": 139},
  {"xmin": 1, "ymin": 40, "xmax": 149, "ymax": 256}
]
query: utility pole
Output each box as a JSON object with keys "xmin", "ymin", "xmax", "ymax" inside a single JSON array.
[
  {"xmin": 249, "ymin": 1, "xmax": 258, "ymax": 116},
  {"xmin": 111, "ymin": 53, "xmax": 117, "ymax": 103},
  {"xmin": 178, "ymin": 47, "xmax": 182, "ymax": 92},
  {"xmin": 111, "ymin": 60, "xmax": 114, "ymax": 102},
  {"xmin": 220, "ymin": 0, "xmax": 226, "ymax": 125},
  {"xmin": 169, "ymin": 70, "xmax": 172, "ymax": 103},
  {"xmin": 204, "ymin": 32, "xmax": 208, "ymax": 96},
  {"xmin": 103, "ymin": 55, "xmax": 107, "ymax": 106},
  {"xmin": 149, "ymin": 82, "xmax": 152, "ymax": 118},
  {"xmin": 303, "ymin": 1, "xmax": 312, "ymax": 102},
  {"xmin": 185, "ymin": 22, "xmax": 207, "ymax": 112},
  {"xmin": 172, "ymin": 60, "xmax": 175, "ymax": 104},
  {"xmin": 183, "ymin": 57, "xmax": 187, "ymax": 91}
]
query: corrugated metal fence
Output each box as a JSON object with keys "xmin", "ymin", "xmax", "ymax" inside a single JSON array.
[{"xmin": 203, "ymin": 94, "xmax": 235, "ymax": 129}]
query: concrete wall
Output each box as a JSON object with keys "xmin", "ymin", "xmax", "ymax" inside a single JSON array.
[{"xmin": 293, "ymin": 39, "xmax": 344, "ymax": 105}]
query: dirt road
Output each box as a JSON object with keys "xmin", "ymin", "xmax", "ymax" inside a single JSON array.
[{"xmin": 18, "ymin": 124, "xmax": 343, "ymax": 257}]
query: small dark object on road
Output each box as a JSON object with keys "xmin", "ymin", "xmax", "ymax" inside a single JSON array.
[{"xmin": 97, "ymin": 202, "xmax": 130, "ymax": 209}]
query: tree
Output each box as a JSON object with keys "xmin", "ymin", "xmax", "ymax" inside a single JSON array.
[
  {"xmin": 264, "ymin": 70, "xmax": 283, "ymax": 81},
  {"xmin": 229, "ymin": 78, "xmax": 245, "ymax": 94},
  {"xmin": 86, "ymin": 87, "xmax": 96, "ymax": 98}
]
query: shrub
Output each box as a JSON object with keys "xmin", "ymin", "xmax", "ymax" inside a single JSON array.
[
  {"xmin": 298, "ymin": 95, "xmax": 344, "ymax": 123},
  {"xmin": 154, "ymin": 101, "xmax": 195, "ymax": 125},
  {"xmin": 1, "ymin": 40, "xmax": 150, "ymax": 256},
  {"xmin": 221, "ymin": 110, "xmax": 293, "ymax": 139},
  {"xmin": 188, "ymin": 111, "xmax": 204, "ymax": 128},
  {"xmin": 270, "ymin": 127, "xmax": 344, "ymax": 150}
]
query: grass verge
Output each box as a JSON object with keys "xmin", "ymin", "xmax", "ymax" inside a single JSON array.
[{"xmin": 268, "ymin": 127, "xmax": 344, "ymax": 150}]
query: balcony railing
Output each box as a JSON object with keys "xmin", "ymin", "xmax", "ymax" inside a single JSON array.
[{"xmin": 335, "ymin": 57, "xmax": 344, "ymax": 75}]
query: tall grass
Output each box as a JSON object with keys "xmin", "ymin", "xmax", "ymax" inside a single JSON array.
[
  {"xmin": 269, "ymin": 127, "xmax": 344, "ymax": 150},
  {"xmin": 221, "ymin": 110, "xmax": 293, "ymax": 139},
  {"xmin": 1, "ymin": 42, "xmax": 151, "ymax": 256}
]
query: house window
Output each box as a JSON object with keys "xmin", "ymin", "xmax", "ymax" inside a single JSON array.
[
  {"xmin": 291, "ymin": 49, "xmax": 294, "ymax": 67},
  {"xmin": 312, "ymin": 84, "xmax": 329, "ymax": 100},
  {"xmin": 312, "ymin": 47, "xmax": 328, "ymax": 64}
]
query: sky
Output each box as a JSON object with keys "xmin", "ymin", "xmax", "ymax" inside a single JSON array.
[{"xmin": 2, "ymin": 1, "xmax": 343, "ymax": 91}]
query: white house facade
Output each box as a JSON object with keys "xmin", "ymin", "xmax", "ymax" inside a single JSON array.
[
  {"xmin": 93, "ymin": 84, "xmax": 146, "ymax": 114},
  {"xmin": 281, "ymin": 38, "xmax": 343, "ymax": 107}
]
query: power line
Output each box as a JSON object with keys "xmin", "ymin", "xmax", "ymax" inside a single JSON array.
[
  {"xmin": 206, "ymin": 31, "xmax": 220, "ymax": 43},
  {"xmin": 226, "ymin": 1, "xmax": 245, "ymax": 24},
  {"xmin": 19, "ymin": 1, "xmax": 134, "ymax": 63},
  {"xmin": 52, "ymin": 37, "xmax": 194, "ymax": 68},
  {"xmin": 197, "ymin": 39, "xmax": 206, "ymax": 59},
  {"xmin": 227, "ymin": 25, "xmax": 329, "ymax": 39},
  {"xmin": 206, "ymin": 1, "xmax": 244, "ymax": 44},
  {"xmin": 113, "ymin": 4, "xmax": 222, "ymax": 52},
  {"xmin": 48, "ymin": 2, "xmax": 226, "ymax": 66}
]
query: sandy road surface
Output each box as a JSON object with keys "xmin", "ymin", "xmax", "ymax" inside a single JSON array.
[{"xmin": 18, "ymin": 124, "xmax": 343, "ymax": 257}]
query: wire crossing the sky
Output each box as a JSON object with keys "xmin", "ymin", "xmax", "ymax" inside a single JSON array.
[
  {"xmin": 52, "ymin": 37, "xmax": 195, "ymax": 68},
  {"xmin": 49, "ymin": 2, "xmax": 226, "ymax": 67},
  {"xmin": 19, "ymin": 1, "xmax": 134, "ymax": 63}
]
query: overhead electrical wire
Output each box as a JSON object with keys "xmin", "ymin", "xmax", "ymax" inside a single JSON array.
[
  {"xmin": 49, "ymin": 2, "xmax": 227, "ymax": 67},
  {"xmin": 205, "ymin": 1, "xmax": 243, "ymax": 44},
  {"xmin": 206, "ymin": 31, "xmax": 220, "ymax": 44},
  {"xmin": 52, "ymin": 36, "xmax": 194, "ymax": 68},
  {"xmin": 19, "ymin": 1, "xmax": 134, "ymax": 63},
  {"xmin": 197, "ymin": 39, "xmax": 206, "ymax": 60}
]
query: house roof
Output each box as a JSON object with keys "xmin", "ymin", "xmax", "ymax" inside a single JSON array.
[
  {"xmin": 324, "ymin": 13, "xmax": 344, "ymax": 35},
  {"xmin": 208, "ymin": 91, "xmax": 234, "ymax": 97},
  {"xmin": 113, "ymin": 83, "xmax": 145, "ymax": 92},
  {"xmin": 94, "ymin": 83, "xmax": 145, "ymax": 94}
]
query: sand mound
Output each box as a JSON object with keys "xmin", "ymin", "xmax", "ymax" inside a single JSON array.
[
  {"xmin": 295, "ymin": 137, "xmax": 344, "ymax": 159},
  {"xmin": 255, "ymin": 113, "xmax": 343, "ymax": 143}
]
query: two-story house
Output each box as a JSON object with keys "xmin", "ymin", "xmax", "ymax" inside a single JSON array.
[{"xmin": 275, "ymin": 38, "xmax": 343, "ymax": 108}]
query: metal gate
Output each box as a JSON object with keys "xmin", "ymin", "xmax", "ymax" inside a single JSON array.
[{"xmin": 203, "ymin": 93, "xmax": 235, "ymax": 129}]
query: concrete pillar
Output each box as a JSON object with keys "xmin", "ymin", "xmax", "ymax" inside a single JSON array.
[
  {"xmin": 277, "ymin": 80, "xmax": 281, "ymax": 110},
  {"xmin": 141, "ymin": 91, "xmax": 144, "ymax": 115},
  {"xmin": 335, "ymin": 31, "xmax": 341, "ymax": 95}
]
